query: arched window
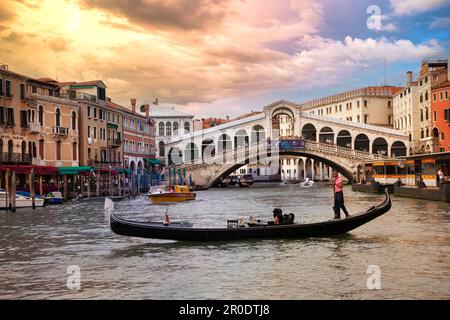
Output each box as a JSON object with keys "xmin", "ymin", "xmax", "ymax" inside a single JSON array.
[
  {"xmin": 166, "ymin": 122, "xmax": 172, "ymax": 136},
  {"xmin": 32, "ymin": 142, "xmax": 36, "ymax": 157},
  {"xmin": 31, "ymin": 110, "xmax": 35, "ymax": 123},
  {"xmin": 55, "ymin": 108, "xmax": 61, "ymax": 127},
  {"xmin": 420, "ymin": 129, "xmax": 424, "ymax": 139},
  {"xmin": 173, "ymin": 122, "xmax": 179, "ymax": 135},
  {"xmin": 420, "ymin": 94, "xmax": 423, "ymax": 103},
  {"xmin": 21, "ymin": 141, "xmax": 26, "ymax": 161},
  {"xmin": 8, "ymin": 140, "xmax": 13, "ymax": 162},
  {"xmin": 425, "ymin": 90, "xmax": 428, "ymax": 101},
  {"xmin": 425, "ymin": 107, "xmax": 429, "ymax": 120},
  {"xmin": 159, "ymin": 122, "xmax": 165, "ymax": 136},
  {"xmin": 38, "ymin": 106, "xmax": 43, "ymax": 126},
  {"xmin": 72, "ymin": 111, "xmax": 77, "ymax": 130},
  {"xmin": 420, "ymin": 109, "xmax": 423, "ymax": 121},
  {"xmin": 426, "ymin": 127, "xmax": 429, "ymax": 137},
  {"xmin": 184, "ymin": 121, "xmax": 190, "ymax": 134}
]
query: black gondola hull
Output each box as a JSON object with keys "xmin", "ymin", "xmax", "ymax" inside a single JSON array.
[{"xmin": 110, "ymin": 191, "xmax": 391, "ymax": 242}]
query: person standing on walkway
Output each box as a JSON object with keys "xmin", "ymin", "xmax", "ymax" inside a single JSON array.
[{"xmin": 333, "ymin": 171, "xmax": 350, "ymax": 219}]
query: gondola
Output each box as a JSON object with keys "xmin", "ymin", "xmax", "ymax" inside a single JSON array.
[{"xmin": 108, "ymin": 189, "xmax": 391, "ymax": 242}]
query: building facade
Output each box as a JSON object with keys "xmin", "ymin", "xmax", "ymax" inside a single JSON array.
[
  {"xmin": 0, "ymin": 65, "xmax": 79, "ymax": 167},
  {"xmin": 417, "ymin": 58, "xmax": 448, "ymax": 153},
  {"xmin": 301, "ymin": 86, "xmax": 402, "ymax": 127},
  {"xmin": 393, "ymin": 71, "xmax": 420, "ymax": 154},
  {"xmin": 432, "ymin": 80, "xmax": 450, "ymax": 152},
  {"xmin": 150, "ymin": 106, "xmax": 194, "ymax": 164}
]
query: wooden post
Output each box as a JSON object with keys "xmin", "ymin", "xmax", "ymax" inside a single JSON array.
[
  {"xmin": 30, "ymin": 168, "xmax": 35, "ymax": 209},
  {"xmin": 5, "ymin": 169, "xmax": 9, "ymax": 212},
  {"xmin": 109, "ymin": 170, "xmax": 112, "ymax": 196},
  {"xmin": 39, "ymin": 175, "xmax": 43, "ymax": 197},
  {"xmin": 87, "ymin": 174, "xmax": 91, "ymax": 198},
  {"xmin": 11, "ymin": 170, "xmax": 16, "ymax": 212},
  {"xmin": 118, "ymin": 174, "xmax": 122, "ymax": 196},
  {"xmin": 96, "ymin": 171, "xmax": 100, "ymax": 197},
  {"xmin": 63, "ymin": 174, "xmax": 68, "ymax": 201},
  {"xmin": 80, "ymin": 174, "xmax": 84, "ymax": 196}
]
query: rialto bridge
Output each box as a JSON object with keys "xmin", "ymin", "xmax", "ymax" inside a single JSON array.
[{"xmin": 164, "ymin": 100, "xmax": 409, "ymax": 188}]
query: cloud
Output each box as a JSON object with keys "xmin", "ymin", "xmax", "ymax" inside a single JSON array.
[
  {"xmin": 429, "ymin": 16, "xmax": 450, "ymax": 29},
  {"xmin": 44, "ymin": 37, "xmax": 71, "ymax": 52},
  {"xmin": 390, "ymin": 0, "xmax": 449, "ymax": 16},
  {"xmin": 367, "ymin": 14, "xmax": 398, "ymax": 32},
  {"xmin": 77, "ymin": 0, "xmax": 230, "ymax": 31}
]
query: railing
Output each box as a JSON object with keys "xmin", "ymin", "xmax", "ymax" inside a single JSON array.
[
  {"xmin": 28, "ymin": 122, "xmax": 43, "ymax": 133},
  {"xmin": 52, "ymin": 126, "xmax": 69, "ymax": 135},
  {"xmin": 169, "ymin": 139, "xmax": 390, "ymax": 170},
  {"xmin": 107, "ymin": 138, "xmax": 122, "ymax": 147},
  {"xmin": 0, "ymin": 153, "xmax": 32, "ymax": 164},
  {"xmin": 93, "ymin": 161, "xmax": 123, "ymax": 168},
  {"xmin": 61, "ymin": 91, "xmax": 97, "ymax": 102}
]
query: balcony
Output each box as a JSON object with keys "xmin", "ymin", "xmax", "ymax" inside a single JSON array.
[
  {"xmin": 52, "ymin": 126, "xmax": 69, "ymax": 136},
  {"xmin": 28, "ymin": 122, "xmax": 43, "ymax": 133},
  {"xmin": 62, "ymin": 91, "xmax": 97, "ymax": 103},
  {"xmin": 107, "ymin": 138, "xmax": 122, "ymax": 147},
  {"xmin": 0, "ymin": 153, "xmax": 31, "ymax": 164}
]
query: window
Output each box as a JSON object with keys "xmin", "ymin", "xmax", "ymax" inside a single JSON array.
[
  {"xmin": 88, "ymin": 106, "xmax": 91, "ymax": 117},
  {"xmin": 55, "ymin": 108, "xmax": 61, "ymax": 127},
  {"xmin": 364, "ymin": 100, "xmax": 367, "ymax": 107},
  {"xmin": 20, "ymin": 84, "xmax": 25, "ymax": 100},
  {"xmin": 159, "ymin": 122, "xmax": 164, "ymax": 136},
  {"xmin": 446, "ymin": 91, "xmax": 448, "ymax": 100},
  {"xmin": 173, "ymin": 122, "xmax": 179, "ymax": 135},
  {"xmin": 426, "ymin": 127, "xmax": 429, "ymax": 137},
  {"xmin": 72, "ymin": 111, "xmax": 76, "ymax": 130},
  {"xmin": 425, "ymin": 107, "xmax": 429, "ymax": 120},
  {"xmin": 364, "ymin": 115, "xmax": 368, "ymax": 124},
  {"xmin": 184, "ymin": 121, "xmax": 190, "ymax": 133},
  {"xmin": 421, "ymin": 129, "xmax": 424, "ymax": 139},
  {"xmin": 38, "ymin": 106, "xmax": 43, "ymax": 126},
  {"xmin": 39, "ymin": 140, "xmax": 44, "ymax": 158},
  {"xmin": 434, "ymin": 111, "xmax": 437, "ymax": 122},
  {"xmin": 357, "ymin": 101, "xmax": 360, "ymax": 108},
  {"xmin": 6, "ymin": 107, "xmax": 14, "ymax": 125},
  {"xmin": 87, "ymin": 125, "xmax": 91, "ymax": 138},
  {"xmin": 56, "ymin": 141, "xmax": 61, "ymax": 160},
  {"xmin": 445, "ymin": 109, "xmax": 449, "ymax": 121},
  {"xmin": 433, "ymin": 93, "xmax": 437, "ymax": 102},
  {"xmin": 94, "ymin": 108, "xmax": 97, "ymax": 118},
  {"xmin": 20, "ymin": 110, "xmax": 27, "ymax": 128},
  {"xmin": 420, "ymin": 94, "xmax": 423, "ymax": 103},
  {"xmin": 420, "ymin": 109, "xmax": 423, "ymax": 121},
  {"xmin": 73, "ymin": 142, "xmax": 77, "ymax": 161},
  {"xmin": 388, "ymin": 115, "xmax": 392, "ymax": 125},
  {"xmin": 32, "ymin": 85, "xmax": 37, "ymax": 94},
  {"xmin": 49, "ymin": 89, "xmax": 54, "ymax": 97},
  {"xmin": 6, "ymin": 80, "xmax": 11, "ymax": 97},
  {"xmin": 94, "ymin": 127, "xmax": 97, "ymax": 139},
  {"xmin": 425, "ymin": 91, "xmax": 428, "ymax": 101},
  {"xmin": 97, "ymin": 87, "xmax": 106, "ymax": 101},
  {"xmin": 388, "ymin": 101, "xmax": 391, "ymax": 108},
  {"xmin": 441, "ymin": 132, "xmax": 445, "ymax": 140}
]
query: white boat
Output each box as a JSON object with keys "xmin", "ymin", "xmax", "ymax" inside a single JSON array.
[
  {"xmin": 0, "ymin": 190, "xmax": 45, "ymax": 209},
  {"xmin": 300, "ymin": 178, "xmax": 315, "ymax": 188}
]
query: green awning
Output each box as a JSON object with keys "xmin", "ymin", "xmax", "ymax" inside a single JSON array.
[
  {"xmin": 107, "ymin": 123, "xmax": 118, "ymax": 129},
  {"xmin": 70, "ymin": 85, "xmax": 95, "ymax": 89},
  {"xmin": 145, "ymin": 158, "xmax": 162, "ymax": 165},
  {"xmin": 58, "ymin": 166, "xmax": 93, "ymax": 175},
  {"xmin": 115, "ymin": 168, "xmax": 133, "ymax": 174}
]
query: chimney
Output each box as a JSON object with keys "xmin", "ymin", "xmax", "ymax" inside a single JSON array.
[
  {"xmin": 226, "ymin": 115, "xmax": 230, "ymax": 121},
  {"xmin": 153, "ymin": 98, "xmax": 158, "ymax": 105},
  {"xmin": 406, "ymin": 71, "xmax": 413, "ymax": 87},
  {"xmin": 143, "ymin": 104, "xmax": 150, "ymax": 117},
  {"xmin": 130, "ymin": 99, "xmax": 136, "ymax": 113}
]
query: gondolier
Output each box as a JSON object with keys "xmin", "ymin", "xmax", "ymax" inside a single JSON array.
[{"xmin": 333, "ymin": 171, "xmax": 350, "ymax": 219}]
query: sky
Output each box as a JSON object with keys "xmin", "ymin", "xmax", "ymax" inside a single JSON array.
[{"xmin": 0, "ymin": 0, "xmax": 449, "ymax": 118}]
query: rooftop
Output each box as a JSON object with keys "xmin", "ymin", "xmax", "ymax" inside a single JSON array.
[{"xmin": 149, "ymin": 106, "xmax": 194, "ymax": 118}]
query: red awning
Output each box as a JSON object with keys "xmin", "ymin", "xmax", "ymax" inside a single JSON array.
[
  {"xmin": 0, "ymin": 165, "xmax": 58, "ymax": 175},
  {"xmin": 95, "ymin": 168, "xmax": 119, "ymax": 175}
]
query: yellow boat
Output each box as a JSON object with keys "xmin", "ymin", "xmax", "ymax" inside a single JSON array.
[{"xmin": 149, "ymin": 185, "xmax": 196, "ymax": 204}]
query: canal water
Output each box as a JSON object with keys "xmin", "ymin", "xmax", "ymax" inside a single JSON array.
[{"xmin": 0, "ymin": 183, "xmax": 449, "ymax": 299}]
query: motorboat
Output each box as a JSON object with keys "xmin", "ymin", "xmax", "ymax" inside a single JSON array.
[
  {"xmin": 300, "ymin": 178, "xmax": 315, "ymax": 188},
  {"xmin": 45, "ymin": 191, "xmax": 64, "ymax": 205},
  {"xmin": 0, "ymin": 190, "xmax": 45, "ymax": 209},
  {"xmin": 148, "ymin": 185, "xmax": 196, "ymax": 204}
]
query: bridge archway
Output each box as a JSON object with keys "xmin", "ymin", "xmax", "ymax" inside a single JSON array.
[
  {"xmin": 234, "ymin": 129, "xmax": 249, "ymax": 150},
  {"xmin": 251, "ymin": 125, "xmax": 265, "ymax": 144},
  {"xmin": 354, "ymin": 134, "xmax": 369, "ymax": 152},
  {"xmin": 168, "ymin": 147, "xmax": 182, "ymax": 165},
  {"xmin": 372, "ymin": 137, "xmax": 388, "ymax": 156},
  {"xmin": 319, "ymin": 127, "xmax": 334, "ymax": 144},
  {"xmin": 391, "ymin": 141, "xmax": 407, "ymax": 157},
  {"xmin": 337, "ymin": 130, "xmax": 352, "ymax": 148},
  {"xmin": 184, "ymin": 142, "xmax": 199, "ymax": 163},
  {"xmin": 302, "ymin": 123, "xmax": 316, "ymax": 141},
  {"xmin": 211, "ymin": 150, "xmax": 353, "ymax": 187},
  {"xmin": 271, "ymin": 107, "xmax": 295, "ymax": 137},
  {"xmin": 202, "ymin": 139, "xmax": 215, "ymax": 159}
]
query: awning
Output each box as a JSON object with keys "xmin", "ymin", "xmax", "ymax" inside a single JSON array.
[
  {"xmin": 145, "ymin": 158, "xmax": 162, "ymax": 165},
  {"xmin": 115, "ymin": 168, "xmax": 133, "ymax": 174},
  {"xmin": 0, "ymin": 165, "xmax": 58, "ymax": 175},
  {"xmin": 58, "ymin": 166, "xmax": 93, "ymax": 175},
  {"xmin": 107, "ymin": 123, "xmax": 118, "ymax": 129}
]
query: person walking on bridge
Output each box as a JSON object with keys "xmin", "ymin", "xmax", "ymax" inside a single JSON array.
[{"xmin": 332, "ymin": 171, "xmax": 350, "ymax": 219}]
